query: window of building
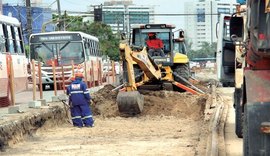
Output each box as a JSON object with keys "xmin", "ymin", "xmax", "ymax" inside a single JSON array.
[{"xmin": 197, "ymin": 8, "xmax": 205, "ymax": 22}]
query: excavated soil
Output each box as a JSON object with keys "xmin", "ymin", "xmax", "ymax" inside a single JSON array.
[
  {"xmin": 2, "ymin": 83, "xmax": 212, "ymax": 156},
  {"xmin": 91, "ymin": 84, "xmax": 208, "ymax": 119}
]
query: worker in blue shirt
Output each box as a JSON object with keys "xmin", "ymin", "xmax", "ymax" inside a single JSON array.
[{"xmin": 66, "ymin": 72, "xmax": 94, "ymax": 128}]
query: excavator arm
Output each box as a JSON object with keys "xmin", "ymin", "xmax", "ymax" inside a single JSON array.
[
  {"xmin": 119, "ymin": 42, "xmax": 161, "ymax": 90},
  {"xmin": 117, "ymin": 42, "xmax": 162, "ymax": 116}
]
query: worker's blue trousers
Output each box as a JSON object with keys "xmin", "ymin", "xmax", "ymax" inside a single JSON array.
[{"xmin": 70, "ymin": 104, "xmax": 94, "ymax": 127}]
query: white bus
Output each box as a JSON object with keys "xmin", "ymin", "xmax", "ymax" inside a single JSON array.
[
  {"xmin": 0, "ymin": 15, "xmax": 28, "ymax": 107},
  {"xmin": 29, "ymin": 31, "xmax": 103, "ymax": 90}
]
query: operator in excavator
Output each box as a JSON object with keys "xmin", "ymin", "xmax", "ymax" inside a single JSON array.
[{"xmin": 146, "ymin": 32, "xmax": 165, "ymax": 57}]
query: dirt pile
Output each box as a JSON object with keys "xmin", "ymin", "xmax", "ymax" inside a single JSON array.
[
  {"xmin": 91, "ymin": 84, "xmax": 119, "ymax": 117},
  {"xmin": 141, "ymin": 91, "xmax": 208, "ymax": 120},
  {"xmin": 91, "ymin": 84, "xmax": 209, "ymax": 119}
]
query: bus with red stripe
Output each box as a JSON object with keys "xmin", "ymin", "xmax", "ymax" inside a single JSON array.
[{"xmin": 0, "ymin": 15, "xmax": 28, "ymax": 107}]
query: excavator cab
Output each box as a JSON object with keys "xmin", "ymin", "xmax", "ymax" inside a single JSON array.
[{"xmin": 131, "ymin": 24, "xmax": 176, "ymax": 66}]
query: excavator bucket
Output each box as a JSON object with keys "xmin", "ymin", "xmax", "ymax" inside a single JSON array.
[{"xmin": 116, "ymin": 91, "xmax": 144, "ymax": 116}]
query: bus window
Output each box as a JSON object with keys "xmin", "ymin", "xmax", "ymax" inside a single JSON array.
[
  {"xmin": 10, "ymin": 26, "xmax": 18, "ymax": 53},
  {"xmin": 17, "ymin": 27, "xmax": 24, "ymax": 53},
  {"xmin": 60, "ymin": 42, "xmax": 84, "ymax": 65},
  {"xmin": 97, "ymin": 44, "xmax": 101, "ymax": 56},
  {"xmin": 31, "ymin": 44, "xmax": 54, "ymax": 65},
  {"xmin": 84, "ymin": 40, "xmax": 90, "ymax": 56},
  {"xmin": 2, "ymin": 24, "xmax": 9, "ymax": 52},
  {"xmin": 7, "ymin": 25, "xmax": 15, "ymax": 53},
  {"xmin": 14, "ymin": 27, "xmax": 23, "ymax": 54},
  {"xmin": 90, "ymin": 40, "xmax": 94, "ymax": 56},
  {"xmin": 0, "ymin": 24, "xmax": 5, "ymax": 52},
  {"xmin": 94, "ymin": 41, "xmax": 97, "ymax": 56}
]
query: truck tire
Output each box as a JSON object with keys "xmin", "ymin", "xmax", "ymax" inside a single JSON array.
[
  {"xmin": 234, "ymin": 88, "xmax": 243, "ymax": 138},
  {"xmin": 173, "ymin": 63, "xmax": 190, "ymax": 92},
  {"xmin": 243, "ymin": 104, "xmax": 249, "ymax": 156},
  {"xmin": 173, "ymin": 63, "xmax": 190, "ymax": 82}
]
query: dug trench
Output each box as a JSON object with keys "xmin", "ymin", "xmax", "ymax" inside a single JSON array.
[{"xmin": 0, "ymin": 84, "xmax": 213, "ymax": 156}]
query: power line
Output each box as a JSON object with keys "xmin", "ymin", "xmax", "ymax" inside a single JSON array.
[{"xmin": 52, "ymin": 10, "xmax": 222, "ymax": 16}]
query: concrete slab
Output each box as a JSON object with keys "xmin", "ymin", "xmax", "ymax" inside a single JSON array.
[
  {"xmin": 8, "ymin": 105, "xmax": 21, "ymax": 114},
  {"xmin": 28, "ymin": 101, "xmax": 41, "ymax": 108},
  {"xmin": 58, "ymin": 94, "xmax": 68, "ymax": 101},
  {"xmin": 38, "ymin": 99, "xmax": 47, "ymax": 106},
  {"xmin": 52, "ymin": 96, "xmax": 60, "ymax": 102}
]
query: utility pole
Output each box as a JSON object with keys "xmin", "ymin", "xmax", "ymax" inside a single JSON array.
[
  {"xmin": 210, "ymin": 0, "xmax": 213, "ymax": 44},
  {"xmin": 26, "ymin": 0, "xmax": 32, "ymax": 41},
  {"xmin": 63, "ymin": 10, "xmax": 67, "ymax": 31},
  {"xmin": 57, "ymin": 0, "xmax": 62, "ymax": 31},
  {"xmin": 124, "ymin": 4, "xmax": 129, "ymax": 35}
]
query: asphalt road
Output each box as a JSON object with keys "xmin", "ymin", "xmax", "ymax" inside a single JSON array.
[{"xmin": 218, "ymin": 87, "xmax": 243, "ymax": 156}]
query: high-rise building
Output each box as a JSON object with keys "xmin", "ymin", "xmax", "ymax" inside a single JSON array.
[
  {"xmin": 0, "ymin": 0, "xmax": 2, "ymax": 14},
  {"xmin": 96, "ymin": 0, "xmax": 154, "ymax": 34},
  {"xmin": 184, "ymin": 0, "xmax": 237, "ymax": 50}
]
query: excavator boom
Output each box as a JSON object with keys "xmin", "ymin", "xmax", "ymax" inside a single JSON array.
[{"xmin": 117, "ymin": 42, "xmax": 162, "ymax": 115}]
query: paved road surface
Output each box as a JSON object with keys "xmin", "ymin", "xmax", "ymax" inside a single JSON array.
[{"xmin": 218, "ymin": 87, "xmax": 243, "ymax": 156}]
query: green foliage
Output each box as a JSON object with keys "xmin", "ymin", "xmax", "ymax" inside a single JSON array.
[
  {"xmin": 57, "ymin": 14, "xmax": 120, "ymax": 61},
  {"xmin": 24, "ymin": 45, "xmax": 30, "ymax": 58},
  {"xmin": 187, "ymin": 41, "xmax": 217, "ymax": 60}
]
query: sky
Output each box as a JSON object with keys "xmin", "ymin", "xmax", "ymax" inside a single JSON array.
[{"xmin": 3, "ymin": 0, "xmax": 236, "ymax": 30}]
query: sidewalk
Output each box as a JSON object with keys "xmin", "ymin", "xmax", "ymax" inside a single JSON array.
[{"xmin": 0, "ymin": 85, "xmax": 104, "ymax": 118}]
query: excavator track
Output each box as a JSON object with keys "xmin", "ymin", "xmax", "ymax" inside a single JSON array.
[{"xmin": 116, "ymin": 91, "xmax": 144, "ymax": 116}]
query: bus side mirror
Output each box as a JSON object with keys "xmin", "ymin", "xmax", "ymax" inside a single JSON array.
[
  {"xmin": 173, "ymin": 38, "xmax": 184, "ymax": 43},
  {"xmin": 179, "ymin": 30, "xmax": 184, "ymax": 38},
  {"xmin": 230, "ymin": 17, "xmax": 243, "ymax": 41}
]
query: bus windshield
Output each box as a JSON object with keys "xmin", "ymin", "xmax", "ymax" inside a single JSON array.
[{"xmin": 31, "ymin": 42, "xmax": 84, "ymax": 66}]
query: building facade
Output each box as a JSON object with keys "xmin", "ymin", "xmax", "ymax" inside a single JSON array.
[
  {"xmin": 184, "ymin": 0, "xmax": 237, "ymax": 50},
  {"xmin": 98, "ymin": 0, "xmax": 154, "ymax": 34}
]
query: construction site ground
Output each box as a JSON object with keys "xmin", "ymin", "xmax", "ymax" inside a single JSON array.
[{"xmin": 0, "ymin": 69, "xmax": 217, "ymax": 156}]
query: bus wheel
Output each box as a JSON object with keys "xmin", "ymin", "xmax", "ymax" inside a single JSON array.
[
  {"xmin": 41, "ymin": 84, "xmax": 47, "ymax": 91},
  {"xmin": 49, "ymin": 84, "xmax": 54, "ymax": 90},
  {"xmin": 0, "ymin": 82, "xmax": 12, "ymax": 107}
]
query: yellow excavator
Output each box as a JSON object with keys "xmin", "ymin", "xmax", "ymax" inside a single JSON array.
[{"xmin": 117, "ymin": 24, "xmax": 204, "ymax": 116}]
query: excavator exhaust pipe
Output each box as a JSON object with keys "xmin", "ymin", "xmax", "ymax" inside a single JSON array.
[{"xmin": 117, "ymin": 91, "xmax": 144, "ymax": 116}]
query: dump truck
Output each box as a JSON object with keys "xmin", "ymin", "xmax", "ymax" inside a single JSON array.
[
  {"xmin": 116, "ymin": 24, "xmax": 203, "ymax": 116},
  {"xmin": 227, "ymin": 0, "xmax": 270, "ymax": 155}
]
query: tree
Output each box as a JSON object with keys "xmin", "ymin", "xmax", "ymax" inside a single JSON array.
[
  {"xmin": 53, "ymin": 14, "xmax": 120, "ymax": 61},
  {"xmin": 187, "ymin": 41, "xmax": 217, "ymax": 60}
]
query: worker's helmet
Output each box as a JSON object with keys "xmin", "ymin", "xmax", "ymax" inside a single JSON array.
[
  {"xmin": 75, "ymin": 72, "xmax": 84, "ymax": 78},
  {"xmin": 70, "ymin": 76, "xmax": 75, "ymax": 81},
  {"xmin": 148, "ymin": 32, "xmax": 156, "ymax": 37}
]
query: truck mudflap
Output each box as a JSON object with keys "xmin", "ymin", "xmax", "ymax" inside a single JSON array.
[{"xmin": 244, "ymin": 102, "xmax": 270, "ymax": 156}]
